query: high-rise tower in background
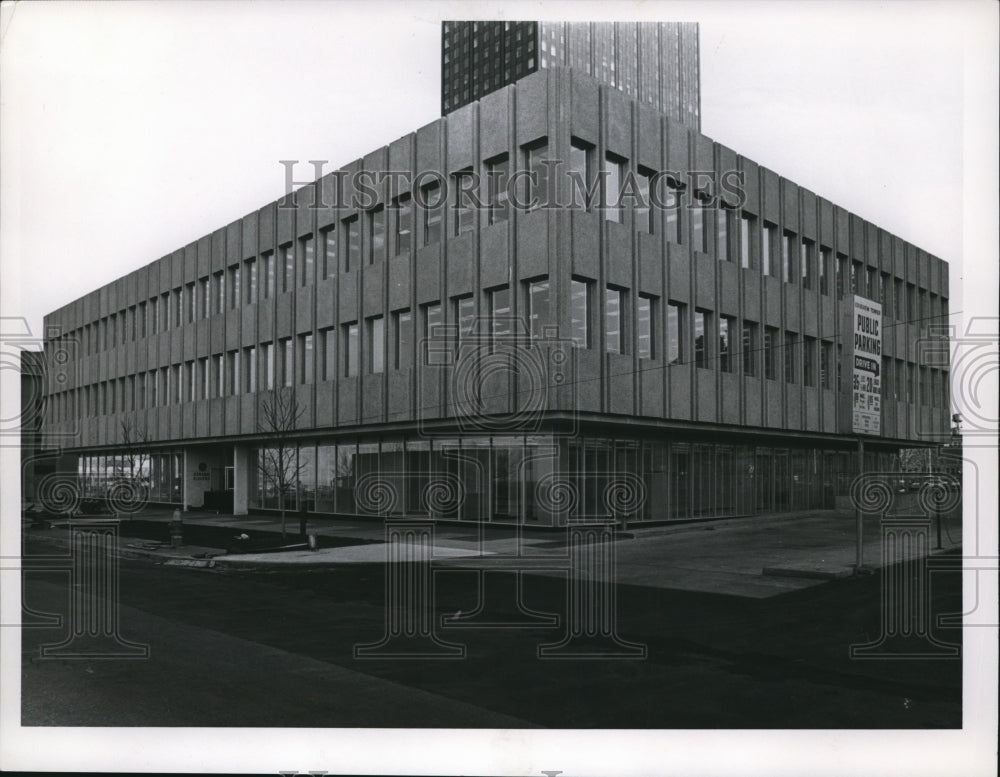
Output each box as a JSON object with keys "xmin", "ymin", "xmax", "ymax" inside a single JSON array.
[{"xmin": 441, "ymin": 21, "xmax": 700, "ymax": 129}]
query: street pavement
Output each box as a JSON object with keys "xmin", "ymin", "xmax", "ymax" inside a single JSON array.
[
  {"xmin": 18, "ymin": 499, "xmax": 963, "ymax": 728},
  {"xmin": 44, "ymin": 499, "xmax": 963, "ymax": 599}
]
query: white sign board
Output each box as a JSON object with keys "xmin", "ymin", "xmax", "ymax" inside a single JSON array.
[{"xmin": 852, "ymin": 296, "xmax": 882, "ymax": 435}]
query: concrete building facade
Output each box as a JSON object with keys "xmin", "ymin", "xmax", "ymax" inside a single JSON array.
[{"xmin": 41, "ymin": 32, "xmax": 950, "ymax": 526}]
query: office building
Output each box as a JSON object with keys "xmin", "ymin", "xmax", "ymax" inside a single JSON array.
[
  {"xmin": 442, "ymin": 21, "xmax": 700, "ymax": 130},
  {"xmin": 40, "ymin": 22, "xmax": 951, "ymax": 525}
]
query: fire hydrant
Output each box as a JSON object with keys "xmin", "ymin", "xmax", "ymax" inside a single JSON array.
[{"xmin": 169, "ymin": 509, "xmax": 184, "ymax": 548}]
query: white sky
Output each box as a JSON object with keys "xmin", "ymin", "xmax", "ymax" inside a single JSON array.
[
  {"xmin": 1, "ymin": 0, "xmax": 995, "ymax": 342},
  {"xmin": 0, "ymin": 3, "xmax": 998, "ymax": 770}
]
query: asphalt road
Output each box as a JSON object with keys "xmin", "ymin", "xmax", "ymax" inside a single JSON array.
[{"xmin": 20, "ymin": 534, "xmax": 962, "ymax": 728}]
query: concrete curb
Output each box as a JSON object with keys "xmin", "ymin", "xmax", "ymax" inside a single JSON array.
[{"xmin": 761, "ymin": 565, "xmax": 855, "ymax": 580}]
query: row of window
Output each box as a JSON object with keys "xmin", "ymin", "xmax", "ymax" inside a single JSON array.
[
  {"xmin": 47, "ymin": 277, "xmax": 949, "ymax": 421},
  {"xmin": 55, "ymin": 244, "xmax": 946, "ymax": 364},
  {"xmin": 52, "ymin": 133, "xmax": 946, "ymax": 358},
  {"xmin": 49, "ymin": 349, "xmax": 949, "ymax": 423}
]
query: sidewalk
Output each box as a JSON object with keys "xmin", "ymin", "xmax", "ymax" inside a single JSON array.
[{"xmin": 27, "ymin": 503, "xmax": 962, "ymax": 599}]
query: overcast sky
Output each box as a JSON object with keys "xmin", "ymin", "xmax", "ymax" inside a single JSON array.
[{"xmin": 1, "ymin": 0, "xmax": 996, "ymax": 342}]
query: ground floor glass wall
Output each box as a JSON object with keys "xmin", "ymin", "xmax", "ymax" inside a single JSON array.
[
  {"xmin": 76, "ymin": 451, "xmax": 183, "ymax": 503},
  {"xmin": 246, "ymin": 434, "xmax": 900, "ymax": 525}
]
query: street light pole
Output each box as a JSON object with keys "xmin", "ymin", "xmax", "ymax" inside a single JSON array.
[{"xmin": 856, "ymin": 436, "xmax": 865, "ymax": 570}]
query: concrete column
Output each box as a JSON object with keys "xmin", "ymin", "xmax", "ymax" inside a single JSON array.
[{"xmin": 233, "ymin": 445, "xmax": 250, "ymax": 516}]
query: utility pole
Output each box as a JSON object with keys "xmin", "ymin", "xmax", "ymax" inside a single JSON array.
[{"xmin": 856, "ymin": 436, "xmax": 865, "ymax": 570}]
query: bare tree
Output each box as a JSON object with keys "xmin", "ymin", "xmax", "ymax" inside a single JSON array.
[
  {"xmin": 257, "ymin": 391, "xmax": 307, "ymax": 540},
  {"xmin": 117, "ymin": 417, "xmax": 151, "ymax": 516}
]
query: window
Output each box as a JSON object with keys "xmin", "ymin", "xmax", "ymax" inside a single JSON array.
[
  {"xmin": 866, "ymin": 267, "xmax": 878, "ymax": 301},
  {"xmin": 819, "ymin": 248, "xmax": 831, "ymax": 296},
  {"xmin": 393, "ymin": 195, "xmax": 412, "ymax": 253},
  {"xmin": 341, "ymin": 216, "xmax": 360, "ymax": 272},
  {"xmin": 185, "ymin": 283, "xmax": 196, "ymax": 322},
  {"xmin": 636, "ymin": 167, "xmax": 654, "ymax": 234},
  {"xmin": 199, "ymin": 357, "xmax": 209, "ymax": 399},
  {"xmin": 199, "ymin": 278, "xmax": 209, "ymax": 319},
  {"xmin": 782, "ymin": 232, "xmax": 795, "ymax": 283},
  {"xmin": 740, "ymin": 213, "xmax": 755, "ymax": 269},
  {"xmin": 663, "ymin": 177, "xmax": 682, "ymax": 244},
  {"xmin": 906, "ymin": 362, "xmax": 915, "ymax": 403},
  {"xmin": 567, "ymin": 138, "xmax": 594, "ymax": 212},
  {"xmin": 213, "ymin": 272, "xmax": 224, "ymax": 314},
  {"xmin": 149, "ymin": 297, "xmax": 159, "ymax": 333},
  {"xmin": 883, "ymin": 357, "xmax": 895, "ymax": 400},
  {"xmin": 227, "ymin": 350, "xmax": 240, "ymax": 395},
  {"xmin": 262, "ymin": 251, "xmax": 275, "ymax": 299},
  {"xmin": 452, "ymin": 170, "xmax": 475, "ymax": 236},
  {"xmin": 783, "ymin": 331, "xmax": 797, "ymax": 384},
  {"xmin": 717, "ymin": 207, "xmax": 733, "ymax": 262},
  {"xmin": 454, "ymin": 295, "xmax": 475, "ymax": 349},
  {"xmin": 761, "ymin": 222, "xmax": 776, "ymax": 276},
  {"xmin": 280, "ymin": 244, "xmax": 294, "ymax": 292},
  {"xmin": 803, "ymin": 337, "xmax": 816, "ymax": 387},
  {"xmin": 321, "ymin": 328, "xmax": 336, "ymax": 380},
  {"xmin": 694, "ymin": 309, "xmax": 711, "ymax": 368},
  {"xmin": 742, "ymin": 321, "xmax": 758, "ymax": 376},
  {"xmin": 299, "ymin": 334, "xmax": 314, "ymax": 383},
  {"xmin": 637, "ymin": 294, "xmax": 655, "ymax": 360},
  {"xmin": 571, "ymin": 278, "xmax": 591, "ymax": 348},
  {"xmin": 245, "ymin": 259, "xmax": 257, "ymax": 303},
  {"xmin": 299, "ymin": 235, "xmax": 315, "ymax": 286},
  {"xmin": 879, "ymin": 272, "xmax": 890, "ymax": 316},
  {"xmin": 836, "ymin": 254, "xmax": 848, "ymax": 299},
  {"xmin": 524, "ymin": 139, "xmax": 550, "ymax": 211},
  {"xmin": 423, "ymin": 303, "xmax": 444, "ymax": 364},
  {"xmin": 263, "ymin": 342, "xmax": 274, "ymax": 390},
  {"xmin": 800, "ymin": 239, "xmax": 813, "ymax": 289},
  {"xmin": 368, "ymin": 206, "xmax": 385, "ymax": 263},
  {"xmin": 393, "ymin": 310, "xmax": 412, "ymax": 369},
  {"xmin": 691, "ymin": 193, "xmax": 708, "ymax": 253},
  {"xmin": 367, "ymin": 317, "xmax": 384, "ymax": 373},
  {"xmin": 527, "ymin": 278, "xmax": 551, "ymax": 341},
  {"xmin": 321, "ymin": 227, "xmax": 337, "ymax": 278},
  {"xmin": 719, "ymin": 315, "xmax": 735, "ymax": 372},
  {"xmin": 229, "ymin": 265, "xmax": 241, "ymax": 309},
  {"xmin": 666, "ymin": 301, "xmax": 684, "ymax": 364},
  {"xmin": 279, "ymin": 337, "xmax": 293, "ymax": 387},
  {"xmin": 820, "ymin": 341, "xmax": 833, "ymax": 389},
  {"xmin": 138, "ymin": 301, "xmax": 147, "ymax": 337},
  {"xmin": 470, "ymin": 290, "xmax": 502, "ymax": 354},
  {"xmin": 344, "ymin": 323, "xmax": 359, "ymax": 377},
  {"xmin": 215, "ymin": 354, "xmax": 224, "ymax": 398},
  {"xmin": 484, "ymin": 156, "xmax": 509, "ymax": 225},
  {"xmin": 894, "ymin": 279, "xmax": 904, "ymax": 320},
  {"xmin": 764, "ymin": 326, "xmax": 778, "ymax": 380},
  {"xmin": 244, "ymin": 346, "xmax": 256, "ymax": 392},
  {"xmin": 162, "ymin": 293, "xmax": 171, "ymax": 330},
  {"xmin": 850, "ymin": 261, "xmax": 862, "ymax": 295},
  {"xmin": 906, "ymin": 283, "xmax": 916, "ymax": 322},
  {"xmin": 605, "ymin": 286, "xmax": 626, "ymax": 354},
  {"xmin": 421, "ymin": 180, "xmax": 443, "ymax": 245},
  {"xmin": 603, "ymin": 152, "xmax": 625, "ymax": 223}
]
